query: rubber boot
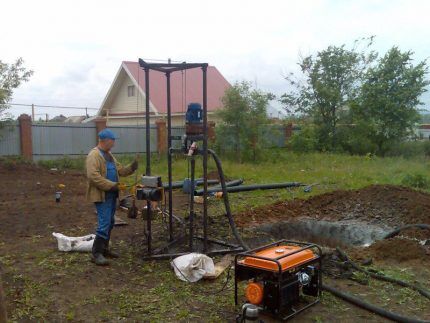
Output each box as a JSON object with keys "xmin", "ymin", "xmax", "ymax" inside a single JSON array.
[
  {"xmin": 104, "ymin": 236, "xmax": 119, "ymax": 259},
  {"xmin": 91, "ymin": 236, "xmax": 109, "ymax": 266}
]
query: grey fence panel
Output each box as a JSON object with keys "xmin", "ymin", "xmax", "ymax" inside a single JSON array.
[
  {"xmin": 109, "ymin": 125, "xmax": 157, "ymax": 154},
  {"xmin": 32, "ymin": 123, "xmax": 97, "ymax": 160},
  {"xmin": 261, "ymin": 125, "xmax": 286, "ymax": 148},
  {"xmin": 0, "ymin": 123, "xmax": 20, "ymax": 156}
]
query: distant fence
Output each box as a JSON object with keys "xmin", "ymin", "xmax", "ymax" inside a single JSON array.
[
  {"xmin": 0, "ymin": 115, "xmax": 293, "ymax": 160},
  {"xmin": 0, "ymin": 123, "xmax": 20, "ymax": 156},
  {"xmin": 32, "ymin": 123, "xmax": 98, "ymax": 160}
]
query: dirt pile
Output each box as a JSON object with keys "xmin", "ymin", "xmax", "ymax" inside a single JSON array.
[
  {"xmin": 236, "ymin": 185, "xmax": 430, "ymax": 231},
  {"xmin": 349, "ymin": 237, "xmax": 429, "ymax": 263}
]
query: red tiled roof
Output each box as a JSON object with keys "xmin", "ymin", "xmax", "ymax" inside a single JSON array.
[{"xmin": 123, "ymin": 61, "xmax": 230, "ymax": 114}]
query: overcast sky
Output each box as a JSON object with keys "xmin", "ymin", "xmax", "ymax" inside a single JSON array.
[{"xmin": 2, "ymin": 0, "xmax": 430, "ymax": 118}]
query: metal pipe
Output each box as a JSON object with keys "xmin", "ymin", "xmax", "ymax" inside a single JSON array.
[
  {"xmin": 197, "ymin": 182, "xmax": 303, "ymax": 195},
  {"xmin": 166, "ymin": 71, "xmax": 173, "ymax": 242},
  {"xmin": 193, "ymin": 179, "xmax": 244, "ymax": 195},
  {"xmin": 202, "ymin": 65, "xmax": 208, "ymax": 252},
  {"xmin": 162, "ymin": 179, "xmax": 219, "ymax": 190},
  {"xmin": 189, "ymin": 157, "xmax": 195, "ymax": 250},
  {"xmin": 144, "ymin": 67, "xmax": 152, "ymax": 254}
]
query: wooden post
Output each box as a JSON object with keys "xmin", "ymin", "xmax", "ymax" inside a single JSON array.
[
  {"xmin": 155, "ymin": 119, "xmax": 167, "ymax": 154},
  {"xmin": 18, "ymin": 114, "xmax": 33, "ymax": 160}
]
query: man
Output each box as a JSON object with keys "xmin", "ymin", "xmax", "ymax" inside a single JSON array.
[{"xmin": 86, "ymin": 128, "xmax": 138, "ymax": 266}]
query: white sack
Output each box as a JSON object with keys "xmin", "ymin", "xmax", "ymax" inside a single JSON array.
[
  {"xmin": 171, "ymin": 253, "xmax": 215, "ymax": 283},
  {"xmin": 52, "ymin": 232, "xmax": 95, "ymax": 252}
]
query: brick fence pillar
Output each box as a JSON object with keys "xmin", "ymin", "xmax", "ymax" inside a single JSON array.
[
  {"xmin": 155, "ymin": 119, "xmax": 167, "ymax": 154},
  {"xmin": 94, "ymin": 117, "xmax": 107, "ymax": 141},
  {"xmin": 285, "ymin": 123, "xmax": 293, "ymax": 141},
  {"xmin": 208, "ymin": 121, "xmax": 216, "ymax": 142},
  {"xmin": 18, "ymin": 114, "xmax": 33, "ymax": 160}
]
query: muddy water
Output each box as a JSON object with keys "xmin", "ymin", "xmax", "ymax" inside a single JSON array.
[{"xmin": 249, "ymin": 217, "xmax": 392, "ymax": 247}]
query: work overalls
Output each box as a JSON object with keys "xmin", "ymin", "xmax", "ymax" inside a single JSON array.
[{"xmin": 95, "ymin": 149, "xmax": 118, "ymax": 240}]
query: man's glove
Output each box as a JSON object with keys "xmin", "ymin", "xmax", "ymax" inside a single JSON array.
[
  {"xmin": 131, "ymin": 160, "xmax": 138, "ymax": 172},
  {"xmin": 109, "ymin": 183, "xmax": 119, "ymax": 192}
]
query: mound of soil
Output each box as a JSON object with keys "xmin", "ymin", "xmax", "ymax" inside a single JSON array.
[
  {"xmin": 351, "ymin": 238, "xmax": 429, "ymax": 263},
  {"xmin": 236, "ymin": 185, "xmax": 430, "ymax": 233}
]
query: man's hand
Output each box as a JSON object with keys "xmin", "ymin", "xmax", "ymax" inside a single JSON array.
[
  {"xmin": 131, "ymin": 160, "xmax": 138, "ymax": 172},
  {"xmin": 109, "ymin": 183, "xmax": 119, "ymax": 192}
]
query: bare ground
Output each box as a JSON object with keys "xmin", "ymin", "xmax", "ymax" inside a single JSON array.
[{"xmin": 0, "ymin": 162, "xmax": 429, "ymax": 322}]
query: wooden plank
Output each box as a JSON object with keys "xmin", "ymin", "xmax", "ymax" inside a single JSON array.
[{"xmin": 204, "ymin": 254, "xmax": 234, "ymax": 280}]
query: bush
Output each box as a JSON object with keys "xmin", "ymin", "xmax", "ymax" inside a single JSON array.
[
  {"xmin": 337, "ymin": 123, "xmax": 377, "ymax": 155},
  {"xmin": 38, "ymin": 156, "xmax": 85, "ymax": 170},
  {"xmin": 385, "ymin": 140, "xmax": 430, "ymax": 158},
  {"xmin": 0, "ymin": 156, "xmax": 32, "ymax": 170},
  {"xmin": 288, "ymin": 126, "xmax": 318, "ymax": 153},
  {"xmin": 401, "ymin": 173, "xmax": 430, "ymax": 189}
]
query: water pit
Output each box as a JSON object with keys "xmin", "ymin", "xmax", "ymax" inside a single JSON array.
[{"xmin": 248, "ymin": 218, "xmax": 392, "ymax": 248}]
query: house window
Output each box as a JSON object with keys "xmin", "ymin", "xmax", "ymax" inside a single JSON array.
[{"xmin": 127, "ymin": 85, "xmax": 135, "ymax": 97}]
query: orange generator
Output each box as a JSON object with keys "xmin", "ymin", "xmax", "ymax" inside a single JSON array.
[{"xmin": 234, "ymin": 240, "xmax": 322, "ymax": 321}]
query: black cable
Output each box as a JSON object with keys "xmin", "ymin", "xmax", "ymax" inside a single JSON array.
[
  {"xmin": 336, "ymin": 248, "xmax": 430, "ymax": 300},
  {"xmin": 322, "ymin": 283, "xmax": 429, "ymax": 323}
]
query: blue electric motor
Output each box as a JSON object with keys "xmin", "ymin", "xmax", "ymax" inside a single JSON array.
[{"xmin": 185, "ymin": 103, "xmax": 203, "ymax": 124}]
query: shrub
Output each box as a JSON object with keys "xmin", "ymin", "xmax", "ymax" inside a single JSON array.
[
  {"xmin": 288, "ymin": 126, "xmax": 318, "ymax": 153},
  {"xmin": 385, "ymin": 140, "xmax": 430, "ymax": 158},
  {"xmin": 38, "ymin": 156, "xmax": 85, "ymax": 170},
  {"xmin": 401, "ymin": 173, "xmax": 430, "ymax": 189}
]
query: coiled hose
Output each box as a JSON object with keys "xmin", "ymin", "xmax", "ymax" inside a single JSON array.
[{"xmin": 208, "ymin": 149, "xmax": 249, "ymax": 250}]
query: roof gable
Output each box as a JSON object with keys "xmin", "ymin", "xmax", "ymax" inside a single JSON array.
[{"xmin": 123, "ymin": 61, "xmax": 230, "ymax": 114}]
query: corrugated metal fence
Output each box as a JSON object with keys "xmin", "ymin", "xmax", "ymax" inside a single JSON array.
[
  {"xmin": 32, "ymin": 123, "xmax": 97, "ymax": 160},
  {"xmin": 108, "ymin": 125, "xmax": 158, "ymax": 155},
  {"xmin": 31, "ymin": 123, "xmax": 157, "ymax": 160},
  {"xmin": 0, "ymin": 122, "xmax": 288, "ymax": 160},
  {"xmin": 0, "ymin": 123, "xmax": 20, "ymax": 156}
]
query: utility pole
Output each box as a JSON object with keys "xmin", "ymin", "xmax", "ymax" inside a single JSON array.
[{"xmin": 31, "ymin": 104, "xmax": 35, "ymax": 121}]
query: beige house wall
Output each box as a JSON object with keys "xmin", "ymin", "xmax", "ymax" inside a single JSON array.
[{"xmin": 107, "ymin": 113, "xmax": 219, "ymax": 127}]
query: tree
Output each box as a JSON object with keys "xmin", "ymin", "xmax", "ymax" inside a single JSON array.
[
  {"xmin": 281, "ymin": 38, "xmax": 376, "ymax": 150},
  {"xmin": 357, "ymin": 47, "xmax": 429, "ymax": 155},
  {"xmin": 0, "ymin": 58, "xmax": 33, "ymax": 120},
  {"xmin": 215, "ymin": 81, "xmax": 274, "ymax": 161}
]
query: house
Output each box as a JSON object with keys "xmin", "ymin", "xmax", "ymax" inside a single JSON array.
[
  {"xmin": 417, "ymin": 124, "xmax": 430, "ymax": 139},
  {"xmin": 97, "ymin": 61, "xmax": 230, "ymax": 126}
]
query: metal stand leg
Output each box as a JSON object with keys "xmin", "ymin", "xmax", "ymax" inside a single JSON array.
[{"xmin": 189, "ymin": 157, "xmax": 195, "ymax": 250}]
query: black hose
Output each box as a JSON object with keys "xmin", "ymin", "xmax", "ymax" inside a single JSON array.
[
  {"xmin": 163, "ymin": 179, "xmax": 219, "ymax": 189},
  {"xmin": 208, "ymin": 149, "xmax": 249, "ymax": 250},
  {"xmin": 383, "ymin": 224, "xmax": 430, "ymax": 240},
  {"xmin": 194, "ymin": 179, "xmax": 244, "ymax": 195},
  {"xmin": 195, "ymin": 182, "xmax": 303, "ymax": 195},
  {"xmin": 336, "ymin": 248, "xmax": 430, "ymax": 300},
  {"xmin": 321, "ymin": 283, "xmax": 429, "ymax": 323}
]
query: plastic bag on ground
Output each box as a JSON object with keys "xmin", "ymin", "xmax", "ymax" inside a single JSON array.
[
  {"xmin": 52, "ymin": 232, "xmax": 95, "ymax": 252},
  {"xmin": 171, "ymin": 253, "xmax": 215, "ymax": 282}
]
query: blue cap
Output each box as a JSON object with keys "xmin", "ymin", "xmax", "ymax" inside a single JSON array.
[{"xmin": 98, "ymin": 128, "xmax": 118, "ymax": 140}]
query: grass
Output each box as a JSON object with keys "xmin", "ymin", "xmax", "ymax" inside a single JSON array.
[
  {"xmin": 121, "ymin": 150, "xmax": 430, "ymax": 212},
  {"xmin": 30, "ymin": 149, "xmax": 430, "ymax": 212}
]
